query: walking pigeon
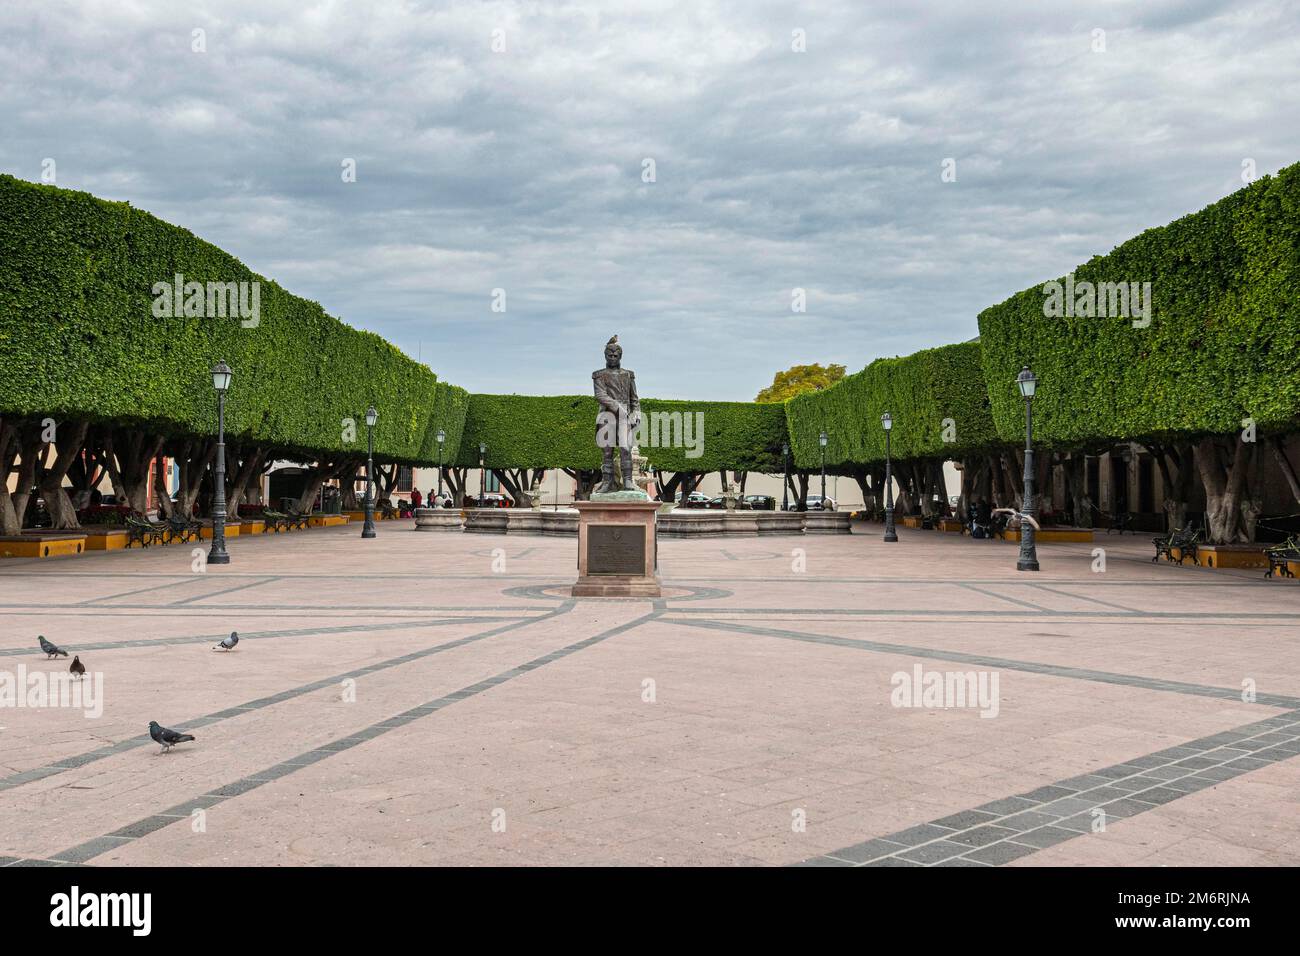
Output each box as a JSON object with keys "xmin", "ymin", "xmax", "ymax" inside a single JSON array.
[
  {"xmin": 148, "ymin": 721, "xmax": 195, "ymax": 754},
  {"xmin": 38, "ymin": 635, "xmax": 68, "ymax": 658},
  {"xmin": 69, "ymin": 655, "xmax": 85, "ymax": 680},
  {"xmin": 214, "ymin": 631, "xmax": 239, "ymax": 652}
]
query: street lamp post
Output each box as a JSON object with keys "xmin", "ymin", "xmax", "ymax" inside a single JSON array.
[
  {"xmin": 478, "ymin": 442, "xmax": 486, "ymax": 508},
  {"xmin": 819, "ymin": 431, "xmax": 828, "ymax": 507},
  {"xmin": 435, "ymin": 429, "xmax": 446, "ymax": 506},
  {"xmin": 781, "ymin": 442, "xmax": 790, "ymax": 512},
  {"xmin": 882, "ymin": 412, "xmax": 898, "ymax": 543},
  {"xmin": 208, "ymin": 362, "xmax": 232, "ymax": 565},
  {"xmin": 1016, "ymin": 366, "xmax": 1040, "ymax": 571},
  {"xmin": 362, "ymin": 405, "xmax": 377, "ymax": 539}
]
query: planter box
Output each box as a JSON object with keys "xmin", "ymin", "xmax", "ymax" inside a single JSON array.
[
  {"xmin": 1196, "ymin": 545, "xmax": 1269, "ymax": 570},
  {"xmin": 199, "ymin": 522, "xmax": 242, "ymax": 540},
  {"xmin": 937, "ymin": 518, "xmax": 964, "ymax": 533},
  {"xmin": 242, "ymin": 519, "xmax": 266, "ymax": 535},
  {"xmin": 308, "ymin": 514, "xmax": 349, "ymax": 528},
  {"xmin": 1000, "ymin": 527, "xmax": 1095, "ymax": 543},
  {"xmin": 0, "ymin": 533, "xmax": 87, "ymax": 559},
  {"xmin": 901, "ymin": 515, "xmax": 924, "ymax": 529},
  {"xmin": 84, "ymin": 529, "xmax": 130, "ymax": 550}
]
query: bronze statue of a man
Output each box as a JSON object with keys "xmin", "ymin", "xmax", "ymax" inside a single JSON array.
[{"xmin": 593, "ymin": 335, "xmax": 640, "ymax": 493}]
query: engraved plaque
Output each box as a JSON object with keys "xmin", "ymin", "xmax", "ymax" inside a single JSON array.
[{"xmin": 587, "ymin": 524, "xmax": 645, "ymax": 575}]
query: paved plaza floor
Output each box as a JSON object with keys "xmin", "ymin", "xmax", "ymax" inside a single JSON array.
[{"xmin": 1, "ymin": 521, "xmax": 1298, "ymax": 867}]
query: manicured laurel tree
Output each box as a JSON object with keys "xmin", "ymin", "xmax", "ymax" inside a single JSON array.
[
  {"xmin": 641, "ymin": 399, "xmax": 787, "ymax": 473},
  {"xmin": 419, "ymin": 381, "xmax": 470, "ymax": 463},
  {"xmin": 456, "ymin": 394, "xmax": 601, "ymax": 470},
  {"xmin": 785, "ymin": 341, "xmax": 1001, "ymax": 470},
  {"xmin": 0, "ymin": 174, "xmax": 440, "ymax": 462},
  {"xmin": 453, "ymin": 394, "xmax": 789, "ymax": 473},
  {"xmin": 977, "ymin": 161, "xmax": 1300, "ymax": 447}
]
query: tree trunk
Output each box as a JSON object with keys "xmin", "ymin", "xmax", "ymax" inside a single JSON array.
[
  {"xmin": 655, "ymin": 469, "xmax": 682, "ymax": 503},
  {"xmin": 790, "ymin": 468, "xmax": 811, "ymax": 509},
  {"xmin": 563, "ymin": 467, "xmax": 601, "ymax": 502},
  {"xmin": 172, "ymin": 438, "xmax": 217, "ymax": 518},
  {"xmin": 0, "ymin": 419, "xmax": 21, "ymax": 534},
  {"xmin": 296, "ymin": 457, "xmax": 352, "ymax": 513},
  {"xmin": 153, "ymin": 454, "xmax": 173, "ymax": 519},
  {"xmin": 102, "ymin": 427, "xmax": 165, "ymax": 515},
  {"xmin": 1149, "ymin": 442, "xmax": 1192, "ymax": 532},
  {"xmin": 1267, "ymin": 436, "xmax": 1300, "ymax": 507},
  {"xmin": 226, "ymin": 445, "xmax": 267, "ymax": 516},
  {"xmin": 1194, "ymin": 436, "xmax": 1252, "ymax": 544},
  {"xmin": 37, "ymin": 420, "xmax": 90, "ymax": 529},
  {"xmin": 439, "ymin": 466, "xmax": 468, "ymax": 506}
]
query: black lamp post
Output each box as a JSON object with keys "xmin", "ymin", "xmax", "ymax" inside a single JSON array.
[
  {"xmin": 362, "ymin": 405, "xmax": 377, "ymax": 539},
  {"xmin": 882, "ymin": 412, "xmax": 898, "ymax": 543},
  {"xmin": 435, "ymin": 428, "xmax": 446, "ymax": 506},
  {"xmin": 208, "ymin": 361, "xmax": 232, "ymax": 565},
  {"xmin": 478, "ymin": 442, "xmax": 486, "ymax": 508},
  {"xmin": 818, "ymin": 431, "xmax": 828, "ymax": 506},
  {"xmin": 1016, "ymin": 366, "xmax": 1040, "ymax": 571},
  {"xmin": 781, "ymin": 442, "xmax": 790, "ymax": 512}
]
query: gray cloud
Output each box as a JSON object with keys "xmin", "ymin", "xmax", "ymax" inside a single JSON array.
[{"xmin": 2, "ymin": 0, "xmax": 1297, "ymax": 399}]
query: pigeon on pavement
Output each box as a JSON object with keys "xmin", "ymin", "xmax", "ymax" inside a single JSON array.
[
  {"xmin": 149, "ymin": 721, "xmax": 196, "ymax": 754},
  {"xmin": 214, "ymin": 631, "xmax": 239, "ymax": 651},
  {"xmin": 38, "ymin": 635, "xmax": 68, "ymax": 658},
  {"xmin": 69, "ymin": 655, "xmax": 85, "ymax": 680}
]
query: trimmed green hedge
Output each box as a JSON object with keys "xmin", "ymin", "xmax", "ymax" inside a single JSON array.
[
  {"xmin": 977, "ymin": 162, "xmax": 1300, "ymax": 446},
  {"xmin": 785, "ymin": 341, "xmax": 1001, "ymax": 470},
  {"xmin": 454, "ymin": 393, "xmax": 788, "ymax": 472},
  {"xmin": 419, "ymin": 381, "xmax": 470, "ymax": 464},
  {"xmin": 0, "ymin": 174, "xmax": 440, "ymax": 463}
]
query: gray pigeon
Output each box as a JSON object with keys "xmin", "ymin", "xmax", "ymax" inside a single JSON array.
[
  {"xmin": 38, "ymin": 635, "xmax": 68, "ymax": 658},
  {"xmin": 149, "ymin": 721, "xmax": 195, "ymax": 754},
  {"xmin": 69, "ymin": 655, "xmax": 85, "ymax": 680},
  {"xmin": 214, "ymin": 631, "xmax": 239, "ymax": 652}
]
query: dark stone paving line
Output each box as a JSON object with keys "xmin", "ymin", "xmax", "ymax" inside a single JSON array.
[
  {"xmin": 667, "ymin": 607, "xmax": 1298, "ymax": 620},
  {"xmin": 0, "ymin": 602, "xmax": 567, "ymax": 613},
  {"xmin": 957, "ymin": 583, "xmax": 1053, "ymax": 612},
  {"xmin": 0, "ymin": 609, "xmax": 569, "ymax": 794},
  {"xmin": 46, "ymin": 606, "xmax": 654, "ymax": 865},
  {"xmin": 0, "ymin": 613, "xmax": 537, "ymax": 658},
  {"xmin": 1029, "ymin": 583, "xmax": 1139, "ymax": 613},
  {"xmin": 167, "ymin": 576, "xmax": 282, "ymax": 606},
  {"xmin": 668, "ymin": 617, "xmax": 1300, "ymax": 708},
  {"xmin": 662, "ymin": 575, "xmax": 1291, "ymax": 589},
  {"xmin": 74, "ymin": 576, "xmax": 213, "ymax": 605},
  {"xmin": 799, "ymin": 710, "xmax": 1300, "ymax": 867}
]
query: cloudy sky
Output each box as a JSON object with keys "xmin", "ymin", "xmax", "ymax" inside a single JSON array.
[{"xmin": 2, "ymin": 0, "xmax": 1298, "ymax": 400}]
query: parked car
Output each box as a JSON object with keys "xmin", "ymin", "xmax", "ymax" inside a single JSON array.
[
  {"xmin": 785, "ymin": 495, "xmax": 836, "ymax": 511},
  {"xmin": 743, "ymin": 494, "xmax": 776, "ymax": 511},
  {"xmin": 674, "ymin": 491, "xmax": 711, "ymax": 508}
]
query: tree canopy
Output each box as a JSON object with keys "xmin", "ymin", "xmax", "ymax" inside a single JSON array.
[{"xmin": 755, "ymin": 363, "xmax": 846, "ymax": 403}]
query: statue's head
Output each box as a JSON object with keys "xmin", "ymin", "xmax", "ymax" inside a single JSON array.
[{"xmin": 604, "ymin": 336, "xmax": 622, "ymax": 368}]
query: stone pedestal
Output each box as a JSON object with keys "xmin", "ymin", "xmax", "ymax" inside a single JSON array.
[{"xmin": 572, "ymin": 500, "xmax": 661, "ymax": 597}]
